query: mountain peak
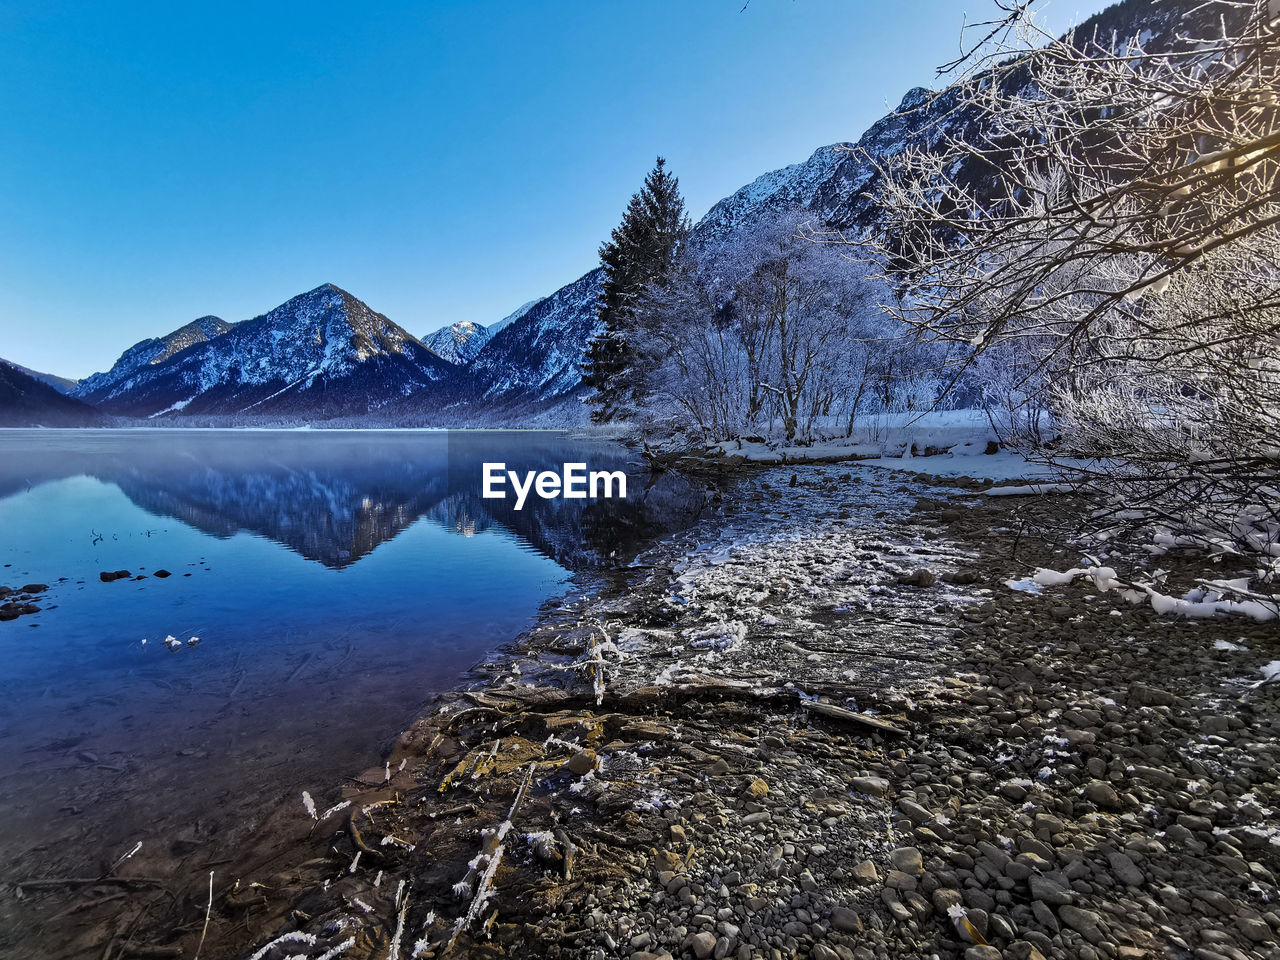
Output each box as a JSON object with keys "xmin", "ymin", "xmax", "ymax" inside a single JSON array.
[
  {"xmin": 897, "ymin": 86, "xmax": 933, "ymax": 113},
  {"xmin": 422, "ymin": 319, "xmax": 493, "ymax": 366}
]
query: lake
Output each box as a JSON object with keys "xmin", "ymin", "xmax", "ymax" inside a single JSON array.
[{"xmin": 0, "ymin": 429, "xmax": 706, "ymax": 953}]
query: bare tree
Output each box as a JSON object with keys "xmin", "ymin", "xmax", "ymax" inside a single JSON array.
[{"xmin": 860, "ymin": 0, "xmax": 1280, "ymax": 558}]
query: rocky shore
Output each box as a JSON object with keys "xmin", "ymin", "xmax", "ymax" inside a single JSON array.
[{"xmin": 16, "ymin": 461, "xmax": 1280, "ymax": 960}]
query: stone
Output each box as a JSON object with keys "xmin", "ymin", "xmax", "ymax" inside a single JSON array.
[
  {"xmin": 851, "ymin": 776, "xmax": 890, "ymax": 798},
  {"xmin": 1127, "ymin": 682, "xmax": 1181, "ymax": 707},
  {"xmin": 706, "ymin": 757, "xmax": 731, "ymax": 776},
  {"xmin": 900, "ymin": 568, "xmax": 937, "ymax": 587},
  {"xmin": 1083, "ymin": 781, "xmax": 1124, "ymax": 810},
  {"xmin": 1237, "ymin": 917, "xmax": 1272, "ymax": 943},
  {"xmin": 153, "ymin": 569, "xmax": 172, "ymax": 578},
  {"xmin": 743, "ymin": 778, "xmax": 769, "ymax": 798},
  {"xmin": 890, "ymin": 846, "xmax": 923, "ymax": 875},
  {"xmin": 1030, "ymin": 900, "xmax": 1059, "ymax": 933},
  {"xmin": 884, "ymin": 870, "xmax": 917, "ymax": 891},
  {"xmin": 1029, "ymin": 876, "xmax": 1073, "ymax": 906},
  {"xmin": 1107, "ymin": 851, "xmax": 1144, "ymax": 887},
  {"xmin": 830, "ymin": 906, "xmax": 861, "ymax": 932},
  {"xmin": 565, "ymin": 749, "xmax": 597, "ymax": 776},
  {"xmin": 1000, "ymin": 782, "xmax": 1029, "ymax": 802},
  {"xmin": 853, "ymin": 860, "xmax": 879, "ymax": 883},
  {"xmin": 99, "ymin": 570, "xmax": 131, "ymax": 583},
  {"xmin": 1005, "ymin": 943, "xmax": 1048, "ymax": 960},
  {"xmin": 897, "ymin": 798, "xmax": 932, "ymax": 824},
  {"xmin": 965, "ymin": 948, "xmax": 1002, "ymax": 960},
  {"xmin": 689, "ymin": 932, "xmax": 717, "ymax": 960},
  {"xmin": 1058, "ymin": 905, "xmax": 1105, "ymax": 944},
  {"xmin": 932, "ymin": 888, "xmax": 963, "ymax": 914}
]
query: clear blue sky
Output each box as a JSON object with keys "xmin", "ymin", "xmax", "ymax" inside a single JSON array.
[{"xmin": 0, "ymin": 0, "xmax": 1114, "ymax": 380}]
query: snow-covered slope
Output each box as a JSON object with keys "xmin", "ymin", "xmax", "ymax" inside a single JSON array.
[
  {"xmin": 421, "ymin": 320, "xmax": 492, "ymax": 365},
  {"xmin": 82, "ymin": 284, "xmax": 454, "ymax": 419},
  {"xmin": 75, "ymin": 316, "xmax": 233, "ymax": 405},
  {"xmin": 489, "ymin": 298, "xmax": 544, "ymax": 334}
]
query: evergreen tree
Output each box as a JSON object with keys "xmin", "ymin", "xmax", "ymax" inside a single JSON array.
[{"xmin": 583, "ymin": 157, "xmax": 689, "ymax": 422}]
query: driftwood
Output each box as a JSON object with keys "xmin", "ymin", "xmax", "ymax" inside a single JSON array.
[{"xmin": 803, "ymin": 700, "xmax": 909, "ymax": 736}]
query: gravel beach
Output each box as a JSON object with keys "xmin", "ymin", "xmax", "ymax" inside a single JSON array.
[{"xmin": 13, "ymin": 460, "xmax": 1279, "ymax": 960}]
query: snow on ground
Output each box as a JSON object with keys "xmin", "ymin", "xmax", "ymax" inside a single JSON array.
[{"xmin": 708, "ymin": 409, "xmax": 1071, "ymax": 483}]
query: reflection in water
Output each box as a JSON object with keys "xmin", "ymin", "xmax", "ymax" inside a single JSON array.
[
  {"xmin": 0, "ymin": 430, "xmax": 709, "ymax": 959},
  {"xmin": 0, "ymin": 430, "xmax": 705, "ymax": 570}
]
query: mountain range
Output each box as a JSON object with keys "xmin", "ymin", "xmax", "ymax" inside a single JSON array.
[{"xmin": 2, "ymin": 0, "xmax": 1186, "ymax": 428}]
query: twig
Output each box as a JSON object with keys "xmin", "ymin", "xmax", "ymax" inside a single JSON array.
[
  {"xmin": 194, "ymin": 870, "xmax": 214, "ymax": 960},
  {"xmin": 286, "ymin": 653, "xmax": 313, "ymax": 683}
]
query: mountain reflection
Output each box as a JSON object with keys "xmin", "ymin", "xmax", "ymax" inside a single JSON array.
[{"xmin": 0, "ymin": 431, "xmax": 708, "ymax": 569}]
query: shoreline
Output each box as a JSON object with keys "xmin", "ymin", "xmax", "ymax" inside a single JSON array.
[{"xmin": 13, "ymin": 458, "xmax": 1280, "ymax": 960}]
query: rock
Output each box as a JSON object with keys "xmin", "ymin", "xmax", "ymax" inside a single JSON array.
[
  {"xmin": 1029, "ymin": 875, "xmax": 1073, "ymax": 906},
  {"xmin": 851, "ymin": 776, "xmax": 890, "ymax": 798},
  {"xmin": 900, "ymin": 568, "xmax": 937, "ymax": 587},
  {"xmin": 932, "ymin": 888, "xmax": 962, "ymax": 914},
  {"xmin": 1237, "ymin": 916, "xmax": 1272, "ymax": 943},
  {"xmin": 999, "ymin": 782, "xmax": 1028, "ymax": 802},
  {"xmin": 705, "ymin": 757, "xmax": 731, "ymax": 776},
  {"xmin": 99, "ymin": 570, "xmax": 131, "ymax": 583},
  {"xmin": 890, "ymin": 847, "xmax": 923, "ymax": 875},
  {"xmin": 1030, "ymin": 900, "xmax": 1059, "ymax": 933},
  {"xmin": 740, "ymin": 812, "xmax": 770, "ymax": 825},
  {"xmin": 1057, "ymin": 905, "xmax": 1105, "ymax": 944},
  {"xmin": 1082, "ymin": 781, "xmax": 1124, "ymax": 810},
  {"xmin": 1005, "ymin": 943, "xmax": 1047, "ymax": 960},
  {"xmin": 1131, "ymin": 764, "xmax": 1177, "ymax": 788},
  {"xmin": 742, "ymin": 778, "xmax": 769, "ymax": 798},
  {"xmin": 1107, "ymin": 851, "xmax": 1144, "ymax": 886},
  {"xmin": 965, "ymin": 948, "xmax": 1002, "ymax": 960},
  {"xmin": 689, "ymin": 931, "xmax": 717, "ymax": 960},
  {"xmin": 20, "ymin": 583, "xmax": 46, "ymax": 593},
  {"xmin": 1128, "ymin": 682, "xmax": 1181, "ymax": 707},
  {"xmin": 1005, "ymin": 860, "xmax": 1033, "ymax": 881},
  {"xmin": 896, "ymin": 798, "xmax": 931, "ymax": 824},
  {"xmin": 885, "ymin": 870, "xmax": 917, "ymax": 891},
  {"xmin": 852, "ymin": 859, "xmax": 879, "ymax": 883},
  {"xmin": 830, "ymin": 906, "xmax": 861, "ymax": 932},
  {"xmin": 565, "ymin": 749, "xmax": 597, "ymax": 776},
  {"xmin": 153, "ymin": 569, "xmax": 172, "ymax": 578}
]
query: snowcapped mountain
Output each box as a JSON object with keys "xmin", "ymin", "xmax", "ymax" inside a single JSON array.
[
  {"xmin": 78, "ymin": 284, "xmax": 454, "ymax": 419},
  {"xmin": 421, "ymin": 320, "xmax": 492, "ymax": 365},
  {"xmin": 0, "ymin": 362, "xmax": 103, "ymax": 426},
  {"xmin": 74, "ymin": 316, "xmax": 233, "ymax": 405},
  {"xmin": 466, "ymin": 270, "xmax": 602, "ymax": 407},
  {"xmin": 0, "ymin": 358, "xmax": 79, "ymax": 394}
]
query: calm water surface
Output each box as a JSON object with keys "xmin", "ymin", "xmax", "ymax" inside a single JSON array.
[{"xmin": 0, "ymin": 429, "xmax": 703, "ymax": 894}]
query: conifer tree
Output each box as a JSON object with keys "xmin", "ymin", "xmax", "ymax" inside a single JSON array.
[{"xmin": 583, "ymin": 157, "xmax": 689, "ymax": 422}]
